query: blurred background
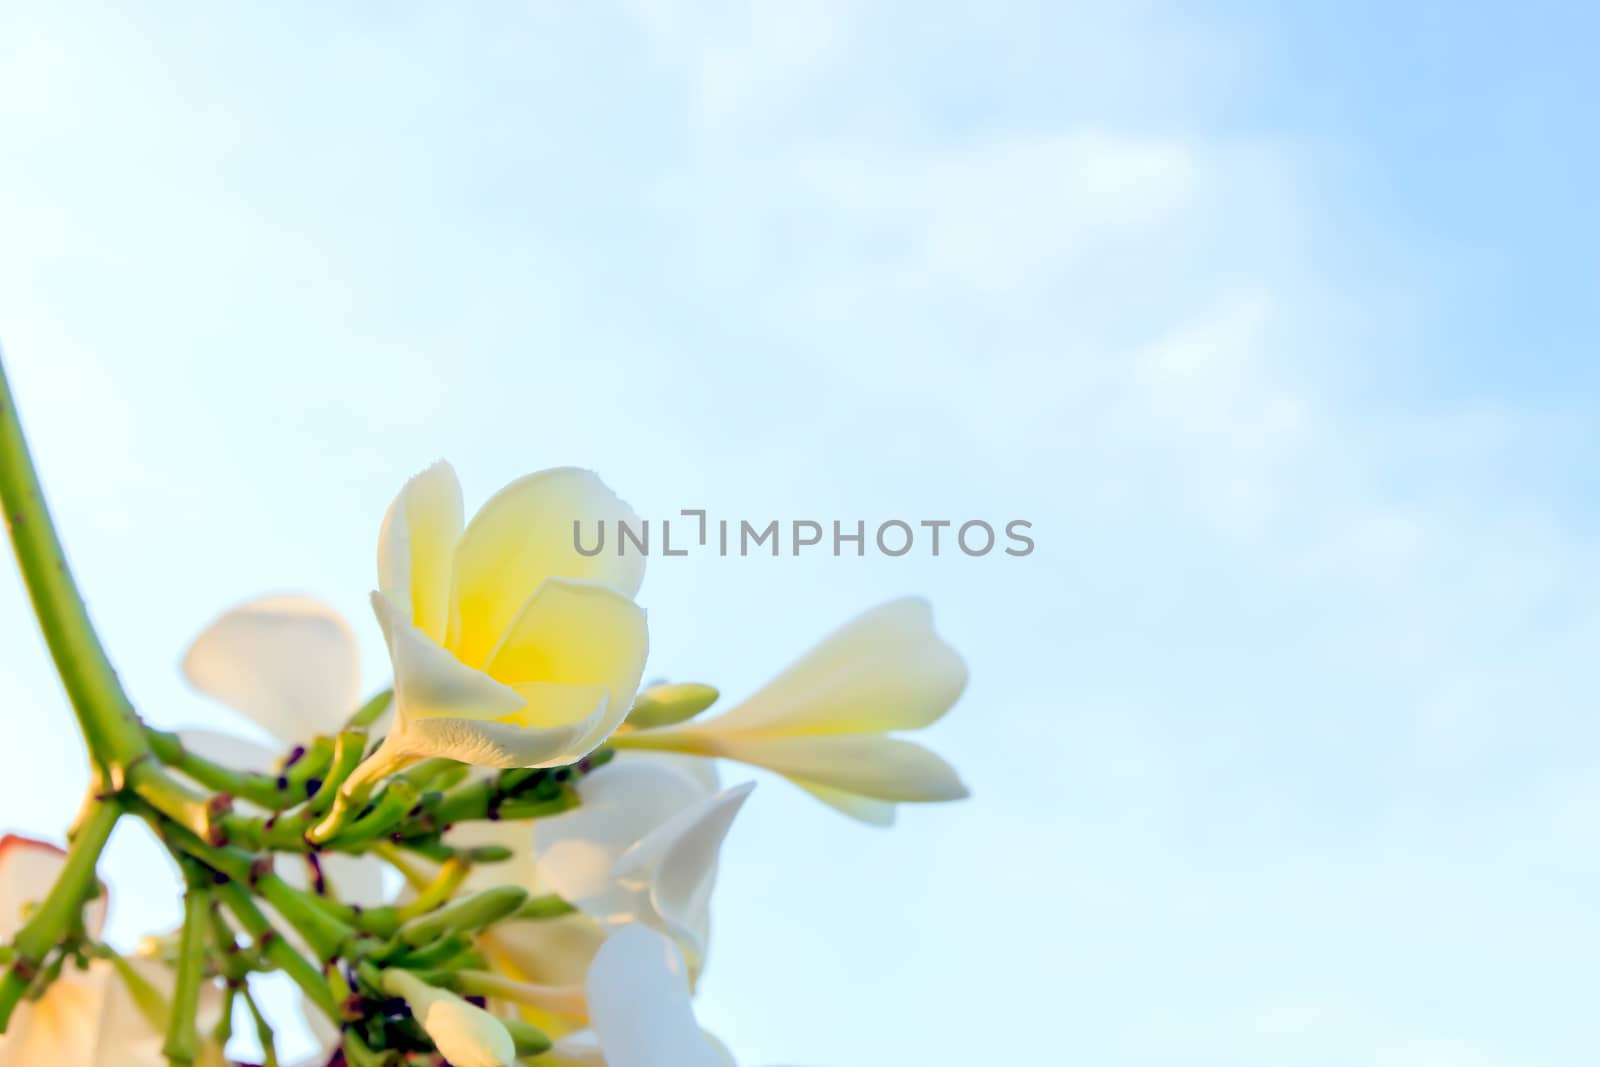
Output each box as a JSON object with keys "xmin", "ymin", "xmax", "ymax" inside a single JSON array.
[{"xmin": 2, "ymin": 3, "xmax": 1598, "ymax": 1064}]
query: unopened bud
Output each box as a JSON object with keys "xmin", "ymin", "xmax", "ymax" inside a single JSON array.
[
  {"xmin": 380, "ymin": 970, "xmax": 514, "ymax": 1067},
  {"xmin": 626, "ymin": 683, "xmax": 719, "ymax": 730},
  {"xmin": 502, "ymin": 1018, "xmax": 552, "ymax": 1056},
  {"xmin": 396, "ymin": 886, "xmax": 528, "ymax": 947}
]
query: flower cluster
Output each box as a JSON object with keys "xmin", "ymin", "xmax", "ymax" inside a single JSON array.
[{"xmin": 0, "ymin": 460, "xmax": 968, "ymax": 1067}]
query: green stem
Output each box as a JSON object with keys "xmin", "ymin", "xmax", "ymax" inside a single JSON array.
[
  {"xmin": 215, "ymin": 882, "xmax": 341, "ymax": 1023},
  {"xmin": 148, "ymin": 814, "xmax": 357, "ymax": 963},
  {"xmin": 145, "ymin": 728, "xmax": 300, "ymax": 810},
  {"xmin": 211, "ymin": 983, "xmax": 236, "ymax": 1049},
  {"xmin": 0, "ymin": 799, "xmax": 119, "ymax": 1030},
  {"xmin": 0, "ymin": 354, "xmax": 149, "ymax": 780},
  {"xmin": 323, "ymin": 779, "xmax": 421, "ymax": 849},
  {"xmin": 162, "ymin": 865, "xmax": 211, "ymax": 1065},
  {"xmin": 394, "ymin": 858, "xmax": 469, "ymax": 922}
]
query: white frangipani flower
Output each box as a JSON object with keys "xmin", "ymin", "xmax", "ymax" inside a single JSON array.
[
  {"xmin": 615, "ymin": 598, "xmax": 968, "ymax": 824},
  {"xmin": 352, "ymin": 462, "xmax": 648, "ymax": 788}
]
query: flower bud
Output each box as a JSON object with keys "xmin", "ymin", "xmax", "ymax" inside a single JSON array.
[
  {"xmin": 396, "ymin": 885, "xmax": 528, "ymax": 947},
  {"xmin": 626, "ymin": 683, "xmax": 719, "ymax": 730},
  {"xmin": 380, "ymin": 969, "xmax": 515, "ymax": 1067},
  {"xmin": 501, "ymin": 1017, "xmax": 553, "ymax": 1056}
]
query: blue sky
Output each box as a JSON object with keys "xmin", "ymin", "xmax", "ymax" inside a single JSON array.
[{"xmin": 1, "ymin": 3, "xmax": 1597, "ymax": 1065}]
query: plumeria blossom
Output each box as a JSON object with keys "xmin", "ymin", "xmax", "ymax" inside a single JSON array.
[
  {"xmin": 547, "ymin": 924, "xmax": 801, "ymax": 1067},
  {"xmin": 0, "ymin": 836, "xmax": 219, "ymax": 1067},
  {"xmin": 613, "ymin": 598, "xmax": 969, "ymax": 825},
  {"xmin": 446, "ymin": 756, "xmax": 752, "ymax": 1036},
  {"xmin": 352, "ymin": 462, "xmax": 648, "ymax": 789},
  {"xmin": 0, "ymin": 359, "xmax": 975, "ymax": 1067}
]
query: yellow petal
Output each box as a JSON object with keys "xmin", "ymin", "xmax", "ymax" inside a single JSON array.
[
  {"xmin": 699, "ymin": 597, "xmax": 967, "ymax": 738},
  {"xmin": 448, "ymin": 469, "xmax": 645, "ymax": 669},
  {"xmin": 487, "ymin": 578, "xmax": 648, "ymax": 739},
  {"xmin": 378, "ymin": 461, "xmax": 465, "ymax": 643}
]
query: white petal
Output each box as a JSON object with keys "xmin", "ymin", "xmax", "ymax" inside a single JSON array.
[
  {"xmin": 378, "ymin": 461, "xmax": 464, "ymax": 643},
  {"xmin": 448, "ymin": 468, "xmax": 645, "ymax": 669},
  {"xmin": 532, "ymin": 759, "xmax": 716, "ymax": 918},
  {"xmin": 175, "ymin": 729, "xmax": 278, "ymax": 775},
  {"xmin": 373, "ymin": 592, "xmax": 525, "ymax": 725},
  {"xmin": 445, "ymin": 820, "xmax": 543, "ymax": 896},
  {"xmin": 702, "ymin": 598, "xmax": 967, "ymax": 737},
  {"xmin": 482, "ymin": 912, "xmax": 604, "ymax": 1022},
  {"xmin": 543, "ymin": 1031, "xmax": 607, "ymax": 1065},
  {"xmin": 92, "ymin": 957, "xmax": 223, "ymax": 1067},
  {"xmin": 181, "ymin": 594, "xmax": 362, "ymax": 745},
  {"xmin": 617, "ymin": 751, "xmax": 722, "ymax": 794},
  {"xmin": 615, "ymin": 782, "xmax": 754, "ymax": 963},
  {"xmin": 0, "ymin": 967, "xmax": 111, "ymax": 1066},
  {"xmin": 586, "ymin": 925, "xmax": 723, "ymax": 1067},
  {"xmin": 272, "ymin": 851, "xmax": 390, "ymax": 909},
  {"xmin": 399, "ymin": 701, "xmax": 607, "ymax": 769}
]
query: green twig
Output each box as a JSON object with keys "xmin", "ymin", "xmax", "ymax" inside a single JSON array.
[
  {"xmin": 145, "ymin": 728, "xmax": 300, "ymax": 811},
  {"xmin": 215, "ymin": 882, "xmax": 340, "ymax": 1024},
  {"xmin": 162, "ymin": 863, "xmax": 211, "ymax": 1064}
]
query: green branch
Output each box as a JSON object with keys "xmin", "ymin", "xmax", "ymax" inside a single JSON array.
[{"xmin": 0, "ymin": 354, "xmax": 149, "ymax": 779}]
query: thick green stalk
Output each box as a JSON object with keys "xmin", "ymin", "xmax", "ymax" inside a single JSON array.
[
  {"xmin": 0, "ymin": 799, "xmax": 119, "ymax": 1029},
  {"xmin": 0, "ymin": 355, "xmax": 149, "ymax": 779}
]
